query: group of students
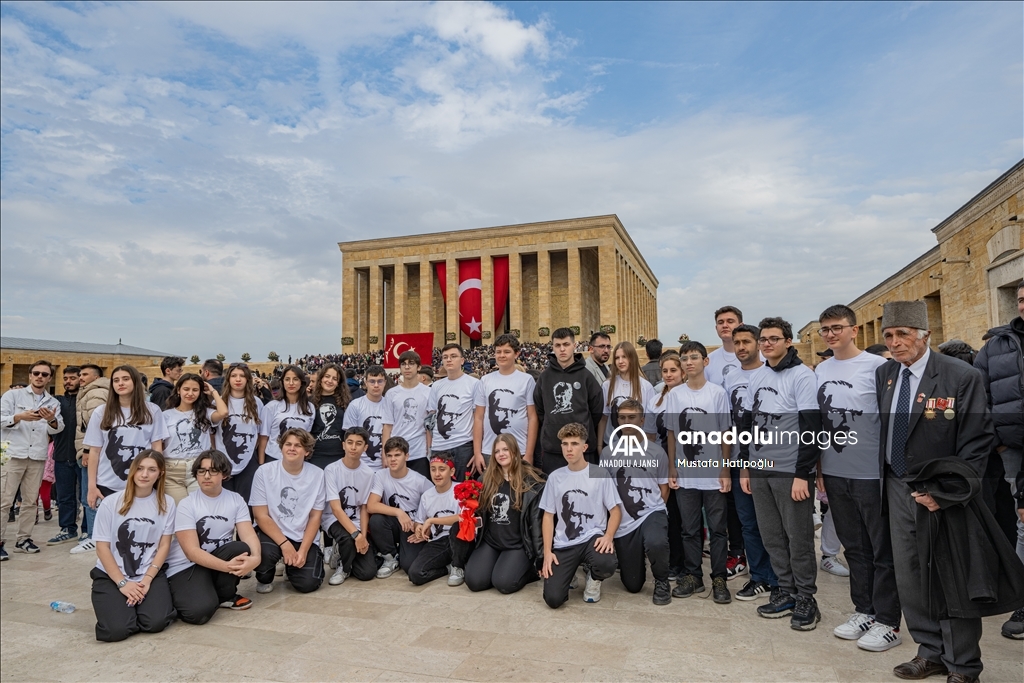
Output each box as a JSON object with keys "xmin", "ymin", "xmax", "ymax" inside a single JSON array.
[{"xmin": 49, "ymin": 307, "xmax": 1021, "ymax": 683}]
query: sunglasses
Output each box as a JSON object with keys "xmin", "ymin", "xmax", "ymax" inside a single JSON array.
[{"xmin": 30, "ymin": 371, "xmax": 52, "ymax": 378}]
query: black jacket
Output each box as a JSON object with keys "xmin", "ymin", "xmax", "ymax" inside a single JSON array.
[
  {"xmin": 908, "ymin": 457, "xmax": 1024, "ymax": 619},
  {"xmin": 473, "ymin": 477, "xmax": 545, "ymax": 567},
  {"xmin": 52, "ymin": 393, "xmax": 77, "ymax": 462},
  {"xmin": 533, "ymin": 353, "xmax": 604, "ymax": 455},
  {"xmin": 973, "ymin": 316, "xmax": 1024, "ymax": 450},
  {"xmin": 148, "ymin": 378, "xmax": 174, "ymax": 410}
]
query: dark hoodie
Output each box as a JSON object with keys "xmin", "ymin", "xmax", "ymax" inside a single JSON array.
[
  {"xmin": 533, "ymin": 352, "xmax": 604, "ymax": 456},
  {"xmin": 148, "ymin": 378, "xmax": 174, "ymax": 410}
]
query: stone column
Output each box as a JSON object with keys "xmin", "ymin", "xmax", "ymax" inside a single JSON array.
[
  {"xmin": 369, "ymin": 264, "xmax": 382, "ymax": 351},
  {"xmin": 509, "ymin": 253, "xmax": 523, "ymax": 339},
  {"xmin": 393, "ymin": 262, "xmax": 406, "ymax": 335},
  {"xmin": 599, "ymin": 244, "xmax": 617, "ymax": 343},
  {"xmin": 419, "ymin": 258, "xmax": 432, "ymax": 334},
  {"xmin": 446, "ymin": 257, "xmax": 459, "ymax": 344},
  {"xmin": 538, "ymin": 249, "xmax": 551, "ymax": 338},
  {"xmin": 567, "ymin": 246, "xmax": 581, "ymax": 333},
  {"xmin": 341, "ymin": 259, "xmax": 355, "ymax": 351},
  {"xmin": 481, "ymin": 254, "xmax": 494, "ymax": 342}
]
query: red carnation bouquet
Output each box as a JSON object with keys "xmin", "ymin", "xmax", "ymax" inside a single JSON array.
[{"xmin": 453, "ymin": 479, "xmax": 484, "ymax": 541}]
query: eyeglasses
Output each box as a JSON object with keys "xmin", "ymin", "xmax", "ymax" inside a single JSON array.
[
  {"xmin": 195, "ymin": 468, "xmax": 221, "ymax": 477},
  {"xmin": 30, "ymin": 371, "xmax": 51, "ymax": 378},
  {"xmin": 817, "ymin": 325, "xmax": 853, "ymax": 337},
  {"xmin": 758, "ymin": 336, "xmax": 786, "ymax": 346}
]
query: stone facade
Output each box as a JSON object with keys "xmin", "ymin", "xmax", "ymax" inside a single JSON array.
[
  {"xmin": 338, "ymin": 215, "xmax": 659, "ymax": 352},
  {"xmin": 800, "ymin": 160, "xmax": 1024, "ymax": 355}
]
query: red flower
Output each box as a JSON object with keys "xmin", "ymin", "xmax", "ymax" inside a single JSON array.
[{"xmin": 454, "ymin": 480, "xmax": 484, "ymax": 541}]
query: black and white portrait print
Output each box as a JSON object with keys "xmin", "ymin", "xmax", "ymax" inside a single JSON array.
[
  {"xmin": 278, "ymin": 416, "xmax": 309, "ymax": 439},
  {"xmin": 338, "ymin": 485, "xmax": 360, "ymax": 521},
  {"xmin": 751, "ymin": 386, "xmax": 782, "ymax": 452},
  {"xmin": 490, "ymin": 492, "xmax": 511, "ymax": 525},
  {"xmin": 317, "ymin": 403, "xmax": 338, "ymax": 441},
  {"xmin": 400, "ymin": 397, "xmax": 418, "ymax": 424},
  {"xmin": 678, "ymin": 407, "xmax": 708, "ymax": 461},
  {"xmin": 277, "ymin": 486, "xmax": 300, "ymax": 519},
  {"xmin": 728, "ymin": 384, "xmax": 748, "ymax": 422},
  {"xmin": 115, "ymin": 517, "xmax": 156, "ymax": 578},
  {"xmin": 196, "ymin": 514, "xmax": 232, "ymax": 552},
  {"xmin": 106, "ymin": 425, "xmax": 146, "ymax": 481},
  {"xmin": 818, "ymin": 380, "xmax": 861, "ymax": 453},
  {"xmin": 435, "ymin": 394, "xmax": 462, "ymax": 439},
  {"xmin": 170, "ymin": 415, "xmax": 202, "ymax": 456},
  {"xmin": 614, "ymin": 467, "xmax": 649, "ymax": 519},
  {"xmin": 221, "ymin": 416, "xmax": 255, "ymax": 465},
  {"xmin": 432, "ymin": 508, "xmax": 456, "ymax": 537},
  {"xmin": 551, "ymin": 382, "xmax": 573, "ymax": 415},
  {"xmin": 559, "ymin": 489, "xmax": 593, "ymax": 541},
  {"xmin": 363, "ymin": 415, "xmax": 383, "ymax": 461},
  {"xmin": 388, "ymin": 492, "xmax": 412, "ymax": 513},
  {"xmin": 487, "ymin": 388, "xmax": 518, "ymax": 434}
]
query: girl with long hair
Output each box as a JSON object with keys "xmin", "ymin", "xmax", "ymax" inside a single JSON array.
[
  {"xmin": 219, "ymin": 363, "xmax": 265, "ymax": 503},
  {"xmin": 257, "ymin": 365, "xmax": 314, "ymax": 464},
  {"xmin": 309, "ymin": 363, "xmax": 352, "ymax": 470},
  {"xmin": 451, "ymin": 434, "xmax": 545, "ymax": 594},
  {"xmin": 597, "ymin": 341, "xmax": 656, "ymax": 450},
  {"xmin": 162, "ymin": 373, "xmax": 228, "ymax": 503},
  {"xmin": 84, "ymin": 365, "xmax": 169, "ymax": 510},
  {"xmin": 90, "ymin": 450, "xmax": 176, "ymax": 642},
  {"xmin": 649, "ymin": 352, "xmax": 685, "ymax": 580}
]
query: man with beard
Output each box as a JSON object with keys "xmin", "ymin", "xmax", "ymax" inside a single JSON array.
[
  {"xmin": 586, "ymin": 332, "xmax": 613, "ymax": 385},
  {"xmin": 48, "ymin": 367, "xmax": 82, "ymax": 546}
]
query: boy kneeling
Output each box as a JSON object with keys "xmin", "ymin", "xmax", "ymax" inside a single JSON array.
[
  {"xmin": 367, "ymin": 436, "xmax": 432, "ymax": 578},
  {"xmin": 322, "ymin": 427, "xmax": 379, "ymax": 585},
  {"xmin": 406, "ymin": 456, "xmax": 464, "ymax": 586},
  {"xmin": 540, "ymin": 423, "xmax": 622, "ymax": 607}
]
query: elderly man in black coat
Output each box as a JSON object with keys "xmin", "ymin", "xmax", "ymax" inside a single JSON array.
[{"xmin": 876, "ymin": 301, "xmax": 996, "ymax": 683}]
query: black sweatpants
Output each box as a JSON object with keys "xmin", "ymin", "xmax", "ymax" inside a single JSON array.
[
  {"xmin": 462, "ymin": 541, "xmax": 536, "ymax": 594},
  {"xmin": 676, "ymin": 487, "xmax": 728, "ymax": 580},
  {"xmin": 540, "ymin": 450, "xmax": 567, "ymax": 475},
  {"xmin": 407, "ymin": 458, "xmax": 430, "ymax": 478},
  {"xmin": 255, "ymin": 530, "xmax": 324, "ymax": 593},
  {"xmin": 369, "ymin": 514, "xmax": 415, "ymax": 572},
  {"xmin": 614, "ymin": 510, "xmax": 670, "ymax": 593},
  {"xmin": 326, "ymin": 522, "xmax": 379, "ymax": 581},
  {"xmin": 726, "ymin": 490, "xmax": 745, "ymax": 556},
  {"xmin": 824, "ymin": 475, "xmax": 900, "ymax": 628},
  {"xmin": 543, "ymin": 536, "xmax": 618, "ymax": 609},
  {"xmin": 167, "ymin": 541, "xmax": 251, "ymax": 625},
  {"xmin": 667, "ymin": 495, "xmax": 684, "ymax": 571},
  {"xmin": 90, "ymin": 567, "xmax": 176, "ymax": 643},
  {"xmin": 407, "ymin": 533, "xmax": 454, "ymax": 586}
]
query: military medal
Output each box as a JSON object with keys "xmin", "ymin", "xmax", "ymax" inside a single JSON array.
[
  {"xmin": 924, "ymin": 398, "xmax": 936, "ymax": 420},
  {"xmin": 943, "ymin": 397, "xmax": 955, "ymax": 420}
]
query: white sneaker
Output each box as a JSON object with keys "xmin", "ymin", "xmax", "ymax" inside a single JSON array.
[
  {"xmin": 376, "ymin": 553, "xmax": 399, "ymax": 579},
  {"xmin": 70, "ymin": 538, "xmax": 96, "ymax": 554},
  {"xmin": 820, "ymin": 555, "xmax": 850, "ymax": 577},
  {"xmin": 857, "ymin": 622, "xmax": 902, "ymax": 652},
  {"xmin": 323, "ymin": 546, "xmax": 335, "ymax": 569},
  {"xmin": 329, "ymin": 566, "xmax": 349, "ymax": 586},
  {"xmin": 275, "ymin": 559, "xmax": 284, "ymax": 576},
  {"xmin": 447, "ymin": 565, "xmax": 465, "ymax": 587},
  {"xmin": 256, "ymin": 581, "xmax": 274, "ymax": 594},
  {"xmin": 813, "ymin": 512, "xmax": 823, "ymax": 530},
  {"xmin": 583, "ymin": 572, "xmax": 602, "ymax": 603},
  {"xmin": 833, "ymin": 612, "xmax": 875, "ymax": 640}
]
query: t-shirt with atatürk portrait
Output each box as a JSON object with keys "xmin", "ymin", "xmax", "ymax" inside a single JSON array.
[
  {"xmin": 539, "ymin": 464, "xmax": 622, "ymax": 550},
  {"xmin": 84, "ymin": 405, "xmax": 170, "ymax": 491},
  {"xmin": 250, "ymin": 460, "xmax": 326, "ymax": 541}
]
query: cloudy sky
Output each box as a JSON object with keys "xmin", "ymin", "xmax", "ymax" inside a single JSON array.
[{"xmin": 1, "ymin": 1, "xmax": 1021, "ymax": 360}]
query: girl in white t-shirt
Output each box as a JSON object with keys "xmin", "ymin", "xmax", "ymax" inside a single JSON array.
[
  {"xmin": 599, "ymin": 341, "xmax": 656, "ymax": 449},
  {"xmin": 219, "ymin": 363, "xmax": 265, "ymax": 503},
  {"xmin": 257, "ymin": 365, "xmax": 314, "ymax": 464},
  {"xmin": 90, "ymin": 450, "xmax": 176, "ymax": 642},
  {"xmin": 162, "ymin": 374, "xmax": 228, "ymax": 503},
  {"xmin": 85, "ymin": 365, "xmax": 169, "ymax": 509}
]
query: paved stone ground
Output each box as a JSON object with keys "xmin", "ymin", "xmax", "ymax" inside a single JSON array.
[{"xmin": 2, "ymin": 513, "xmax": 1021, "ymax": 682}]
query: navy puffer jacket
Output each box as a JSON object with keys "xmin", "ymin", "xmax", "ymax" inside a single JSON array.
[{"xmin": 973, "ymin": 316, "xmax": 1024, "ymax": 449}]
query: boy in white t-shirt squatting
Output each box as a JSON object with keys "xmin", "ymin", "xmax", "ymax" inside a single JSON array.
[
  {"xmin": 406, "ymin": 455, "xmax": 464, "ymax": 587},
  {"xmin": 540, "ymin": 422, "xmax": 622, "ymax": 608},
  {"xmin": 366, "ymin": 436, "xmax": 433, "ymax": 579},
  {"xmin": 322, "ymin": 427, "xmax": 380, "ymax": 586}
]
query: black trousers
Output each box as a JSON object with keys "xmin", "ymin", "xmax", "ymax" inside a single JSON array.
[
  {"xmin": 255, "ymin": 530, "xmax": 324, "ymax": 593},
  {"xmin": 326, "ymin": 522, "xmax": 379, "ymax": 581},
  {"xmin": 368, "ymin": 514, "xmax": 415, "ymax": 572},
  {"xmin": 667, "ymin": 495, "xmax": 684, "ymax": 571},
  {"xmin": 223, "ymin": 457, "xmax": 259, "ymax": 507},
  {"xmin": 167, "ymin": 541, "xmax": 251, "ymax": 625},
  {"xmin": 543, "ymin": 536, "xmax": 618, "ymax": 609},
  {"xmin": 462, "ymin": 541, "xmax": 536, "ymax": 594},
  {"xmin": 54, "ymin": 460, "xmax": 80, "ymax": 535},
  {"xmin": 540, "ymin": 450, "xmax": 567, "ymax": 475},
  {"xmin": 614, "ymin": 510, "xmax": 670, "ymax": 593},
  {"xmin": 726, "ymin": 490, "xmax": 745, "ymax": 556},
  {"xmin": 407, "ymin": 534, "xmax": 454, "ymax": 585},
  {"xmin": 823, "ymin": 475, "xmax": 900, "ymax": 628},
  {"xmin": 90, "ymin": 567, "xmax": 176, "ymax": 643},
  {"xmin": 676, "ymin": 487, "xmax": 728, "ymax": 580}
]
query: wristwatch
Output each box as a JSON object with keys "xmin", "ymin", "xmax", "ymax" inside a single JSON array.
[
  {"xmin": 350, "ymin": 530, "xmax": 361, "ymax": 539},
  {"xmin": 117, "ymin": 579, "xmax": 128, "ymax": 588}
]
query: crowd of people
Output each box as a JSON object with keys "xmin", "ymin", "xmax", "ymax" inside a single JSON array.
[{"xmin": 2, "ymin": 287, "xmax": 1023, "ymax": 683}]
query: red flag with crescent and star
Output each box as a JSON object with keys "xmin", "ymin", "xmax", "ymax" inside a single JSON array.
[
  {"xmin": 435, "ymin": 258, "xmax": 509, "ymax": 340},
  {"xmin": 383, "ymin": 333, "xmax": 435, "ymax": 369}
]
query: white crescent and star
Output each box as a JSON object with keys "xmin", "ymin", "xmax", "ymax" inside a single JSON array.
[
  {"xmin": 457, "ymin": 278, "xmax": 484, "ymax": 334},
  {"xmin": 391, "ymin": 341, "xmax": 410, "ymax": 359}
]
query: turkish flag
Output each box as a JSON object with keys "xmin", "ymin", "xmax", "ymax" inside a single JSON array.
[
  {"xmin": 435, "ymin": 258, "xmax": 510, "ymax": 341},
  {"xmin": 383, "ymin": 333, "xmax": 434, "ymax": 369}
]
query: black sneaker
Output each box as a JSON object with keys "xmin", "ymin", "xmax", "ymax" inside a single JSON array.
[
  {"xmin": 757, "ymin": 587, "xmax": 795, "ymax": 618},
  {"xmin": 44, "ymin": 509, "xmax": 52, "ymax": 522},
  {"xmin": 712, "ymin": 576, "xmax": 732, "ymax": 604},
  {"xmin": 790, "ymin": 596, "xmax": 821, "ymax": 631},
  {"xmin": 736, "ymin": 579, "xmax": 770, "ymax": 601},
  {"xmin": 0, "ymin": 543, "xmax": 7, "ymax": 561},
  {"xmin": 671, "ymin": 574, "xmax": 704, "ymax": 598},
  {"xmin": 14, "ymin": 538, "xmax": 40, "ymax": 554},
  {"xmin": 1001, "ymin": 607, "xmax": 1024, "ymax": 640},
  {"xmin": 653, "ymin": 579, "xmax": 672, "ymax": 606}
]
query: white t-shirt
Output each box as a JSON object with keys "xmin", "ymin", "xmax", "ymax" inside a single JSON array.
[
  {"xmin": 250, "ymin": 460, "xmax": 326, "ymax": 541},
  {"xmin": 665, "ymin": 382, "xmax": 732, "ymax": 491},
  {"xmin": 645, "ymin": 385, "xmax": 675, "ymax": 449},
  {"xmin": 705, "ymin": 347, "xmax": 739, "ymax": 388},
  {"xmin": 92, "ymin": 490, "xmax": 176, "ymax": 580},
  {"xmin": 219, "ymin": 396, "xmax": 264, "ymax": 474},
  {"xmin": 539, "ymin": 464, "xmax": 622, "ymax": 550},
  {"xmin": 740, "ymin": 362, "xmax": 819, "ymax": 474},
  {"xmin": 369, "ymin": 468, "xmax": 433, "ymax": 515},
  {"xmin": 162, "ymin": 408, "xmax": 218, "ymax": 460},
  {"xmin": 321, "ymin": 459, "xmax": 376, "ymax": 532},
  {"xmin": 84, "ymin": 404, "xmax": 170, "ymax": 491},
  {"xmin": 815, "ymin": 352, "xmax": 887, "ymax": 479},
  {"xmin": 428, "ymin": 373, "xmax": 480, "ymax": 450},
  {"xmin": 723, "ymin": 365, "xmax": 761, "ymax": 426},
  {"xmin": 259, "ymin": 400, "xmax": 315, "ymax": 461},
  {"xmin": 601, "ymin": 375, "xmax": 657, "ymax": 439},
  {"xmin": 165, "ymin": 487, "xmax": 250, "ymax": 577},
  {"xmin": 382, "ymin": 384, "xmax": 431, "ymax": 461},
  {"xmin": 415, "ymin": 485, "xmax": 459, "ymax": 541},
  {"xmin": 600, "ymin": 442, "xmax": 669, "ymax": 538},
  {"xmin": 342, "ymin": 395, "xmax": 387, "ymax": 469},
  {"xmin": 475, "ymin": 370, "xmax": 536, "ymax": 455}
]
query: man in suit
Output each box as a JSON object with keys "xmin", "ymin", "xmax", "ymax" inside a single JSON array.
[{"xmin": 876, "ymin": 301, "xmax": 993, "ymax": 683}]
